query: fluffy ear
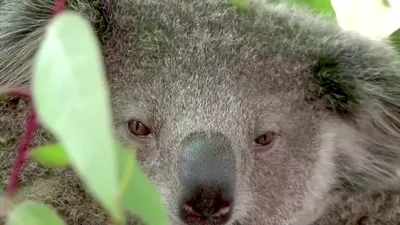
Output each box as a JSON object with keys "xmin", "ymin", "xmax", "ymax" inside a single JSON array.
[
  {"xmin": 310, "ymin": 35, "xmax": 400, "ymax": 115},
  {"xmin": 309, "ymin": 36, "xmax": 400, "ymax": 189},
  {"xmin": 0, "ymin": 0, "xmax": 106, "ymax": 88},
  {"xmin": 311, "ymin": 55, "xmax": 360, "ymax": 114},
  {"xmin": 310, "ymin": 38, "xmax": 399, "ymax": 114}
]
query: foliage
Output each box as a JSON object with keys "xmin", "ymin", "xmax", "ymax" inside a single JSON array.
[
  {"xmin": 1, "ymin": 0, "xmax": 400, "ymax": 224},
  {"xmin": 283, "ymin": 0, "xmax": 335, "ymax": 15},
  {"xmin": 32, "ymin": 10, "xmax": 123, "ymax": 222},
  {"xmin": 4, "ymin": 8, "xmax": 169, "ymax": 225},
  {"xmin": 281, "ymin": 0, "xmax": 400, "ymax": 51},
  {"xmin": 390, "ymin": 27, "xmax": 400, "ymax": 51},
  {"xmin": 30, "ymin": 144, "xmax": 69, "ymax": 168},
  {"xmin": 6, "ymin": 201, "xmax": 65, "ymax": 225}
]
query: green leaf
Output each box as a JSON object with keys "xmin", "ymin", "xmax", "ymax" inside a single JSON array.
[
  {"xmin": 232, "ymin": 0, "xmax": 250, "ymax": 9},
  {"xmin": 28, "ymin": 141, "xmax": 169, "ymax": 225},
  {"xmin": 30, "ymin": 143, "xmax": 70, "ymax": 168},
  {"xmin": 223, "ymin": 0, "xmax": 250, "ymax": 10},
  {"xmin": 6, "ymin": 201, "xmax": 66, "ymax": 225},
  {"xmin": 283, "ymin": 0, "xmax": 335, "ymax": 15},
  {"xmin": 117, "ymin": 146, "xmax": 169, "ymax": 225},
  {"xmin": 31, "ymin": 11, "xmax": 123, "ymax": 222},
  {"xmin": 390, "ymin": 28, "xmax": 400, "ymax": 53}
]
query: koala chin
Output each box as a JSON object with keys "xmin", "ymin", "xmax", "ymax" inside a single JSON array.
[{"xmin": 1, "ymin": 0, "xmax": 400, "ymax": 225}]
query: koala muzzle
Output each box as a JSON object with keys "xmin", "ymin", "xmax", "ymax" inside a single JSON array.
[{"xmin": 178, "ymin": 132, "xmax": 236, "ymax": 225}]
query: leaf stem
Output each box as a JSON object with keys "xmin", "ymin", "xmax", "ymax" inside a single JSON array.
[
  {"xmin": 0, "ymin": 86, "xmax": 32, "ymax": 99},
  {"xmin": 4, "ymin": 0, "xmax": 67, "ymax": 200},
  {"xmin": 53, "ymin": 0, "xmax": 66, "ymax": 15},
  {"xmin": 6, "ymin": 107, "xmax": 38, "ymax": 198}
]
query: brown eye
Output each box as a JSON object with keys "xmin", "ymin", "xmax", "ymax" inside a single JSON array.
[
  {"xmin": 127, "ymin": 120, "xmax": 151, "ymax": 136},
  {"xmin": 255, "ymin": 132, "xmax": 275, "ymax": 146}
]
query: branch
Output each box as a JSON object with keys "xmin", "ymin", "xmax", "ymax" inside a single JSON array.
[
  {"xmin": 6, "ymin": 108, "xmax": 38, "ymax": 198},
  {"xmin": 53, "ymin": 0, "xmax": 66, "ymax": 15},
  {"xmin": 5, "ymin": 0, "xmax": 67, "ymax": 200},
  {"xmin": 0, "ymin": 86, "xmax": 32, "ymax": 99}
]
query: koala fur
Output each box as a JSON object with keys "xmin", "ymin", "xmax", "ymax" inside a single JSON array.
[{"xmin": 1, "ymin": 0, "xmax": 400, "ymax": 224}]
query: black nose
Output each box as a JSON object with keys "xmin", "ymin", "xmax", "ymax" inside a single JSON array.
[
  {"xmin": 180, "ymin": 185, "xmax": 233, "ymax": 224},
  {"xmin": 178, "ymin": 132, "xmax": 236, "ymax": 225}
]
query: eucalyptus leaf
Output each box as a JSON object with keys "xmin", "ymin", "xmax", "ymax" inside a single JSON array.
[
  {"xmin": 31, "ymin": 143, "xmax": 70, "ymax": 167},
  {"xmin": 6, "ymin": 201, "xmax": 66, "ymax": 225},
  {"xmin": 31, "ymin": 10, "xmax": 123, "ymax": 222},
  {"xmin": 390, "ymin": 28, "xmax": 400, "ymax": 53},
  {"xmin": 231, "ymin": 0, "xmax": 250, "ymax": 9},
  {"xmin": 117, "ymin": 146, "xmax": 170, "ymax": 225},
  {"xmin": 282, "ymin": 0, "xmax": 335, "ymax": 15}
]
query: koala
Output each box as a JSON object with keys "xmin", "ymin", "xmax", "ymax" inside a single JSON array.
[{"xmin": 1, "ymin": 0, "xmax": 400, "ymax": 225}]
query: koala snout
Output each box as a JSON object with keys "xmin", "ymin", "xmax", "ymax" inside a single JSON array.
[
  {"xmin": 179, "ymin": 184, "xmax": 234, "ymax": 225},
  {"xmin": 178, "ymin": 132, "xmax": 237, "ymax": 225}
]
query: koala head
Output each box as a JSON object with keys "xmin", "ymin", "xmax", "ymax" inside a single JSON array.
[
  {"xmin": 100, "ymin": 0, "xmax": 400, "ymax": 225},
  {"xmin": 2, "ymin": 0, "xmax": 400, "ymax": 224}
]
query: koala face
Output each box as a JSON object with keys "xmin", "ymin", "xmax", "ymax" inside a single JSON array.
[
  {"xmin": 101, "ymin": 2, "xmax": 343, "ymax": 225},
  {"xmin": 94, "ymin": 0, "xmax": 400, "ymax": 224},
  {"xmin": 108, "ymin": 53, "xmax": 337, "ymax": 225},
  {"xmin": 2, "ymin": 0, "xmax": 400, "ymax": 224},
  {"xmin": 108, "ymin": 62, "xmax": 335, "ymax": 225}
]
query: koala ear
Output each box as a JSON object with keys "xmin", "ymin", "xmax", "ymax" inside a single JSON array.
[
  {"xmin": 309, "ymin": 39, "xmax": 400, "ymax": 149},
  {"xmin": 309, "ymin": 41, "xmax": 400, "ymax": 118},
  {"xmin": 310, "ymin": 55, "xmax": 361, "ymax": 115},
  {"xmin": 308, "ymin": 38, "xmax": 400, "ymax": 144},
  {"xmin": 309, "ymin": 41, "xmax": 400, "ymax": 188}
]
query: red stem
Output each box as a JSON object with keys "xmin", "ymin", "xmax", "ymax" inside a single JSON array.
[
  {"xmin": 53, "ymin": 0, "xmax": 66, "ymax": 15},
  {"xmin": 5, "ymin": 0, "xmax": 66, "ymax": 199},
  {"xmin": 0, "ymin": 86, "xmax": 32, "ymax": 99},
  {"xmin": 6, "ymin": 108, "xmax": 38, "ymax": 198}
]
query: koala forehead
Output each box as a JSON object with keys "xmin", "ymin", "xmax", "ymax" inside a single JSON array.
[
  {"xmin": 104, "ymin": 0, "xmax": 324, "ymax": 134},
  {"xmin": 102, "ymin": 0, "xmax": 395, "ymax": 151}
]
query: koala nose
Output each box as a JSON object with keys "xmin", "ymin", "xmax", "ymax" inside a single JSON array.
[
  {"xmin": 180, "ymin": 185, "xmax": 233, "ymax": 224},
  {"xmin": 178, "ymin": 132, "xmax": 236, "ymax": 225}
]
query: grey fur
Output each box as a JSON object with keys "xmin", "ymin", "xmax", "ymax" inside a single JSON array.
[{"xmin": 1, "ymin": 0, "xmax": 400, "ymax": 224}]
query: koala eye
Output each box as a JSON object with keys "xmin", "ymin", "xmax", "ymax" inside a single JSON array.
[
  {"xmin": 127, "ymin": 120, "xmax": 151, "ymax": 136},
  {"xmin": 254, "ymin": 132, "xmax": 275, "ymax": 146}
]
